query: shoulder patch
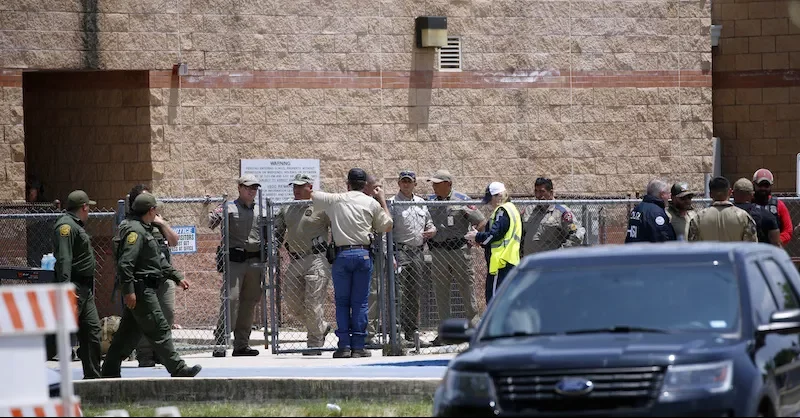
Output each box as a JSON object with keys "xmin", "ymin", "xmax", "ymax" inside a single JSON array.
[
  {"xmin": 655, "ymin": 216, "xmax": 666, "ymax": 226},
  {"xmin": 127, "ymin": 232, "xmax": 138, "ymax": 245},
  {"xmin": 59, "ymin": 224, "xmax": 71, "ymax": 237},
  {"xmin": 561, "ymin": 210, "xmax": 574, "ymax": 223},
  {"xmin": 304, "ymin": 208, "xmax": 313, "ymax": 216}
]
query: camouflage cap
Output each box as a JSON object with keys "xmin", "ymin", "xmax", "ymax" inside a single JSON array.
[
  {"xmin": 66, "ymin": 190, "xmax": 96, "ymax": 210},
  {"xmin": 289, "ymin": 173, "xmax": 313, "ymax": 186},
  {"xmin": 670, "ymin": 182, "xmax": 694, "ymax": 198},
  {"xmin": 428, "ymin": 169, "xmax": 453, "ymax": 184}
]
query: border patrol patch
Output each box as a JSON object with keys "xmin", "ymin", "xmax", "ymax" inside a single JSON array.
[
  {"xmin": 126, "ymin": 232, "xmax": 138, "ymax": 245},
  {"xmin": 59, "ymin": 224, "xmax": 71, "ymax": 237}
]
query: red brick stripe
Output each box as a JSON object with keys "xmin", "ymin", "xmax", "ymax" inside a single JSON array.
[
  {"xmin": 0, "ymin": 69, "xmax": 712, "ymax": 89},
  {"xmin": 151, "ymin": 69, "xmax": 711, "ymax": 89},
  {"xmin": 714, "ymin": 70, "xmax": 800, "ymax": 89}
]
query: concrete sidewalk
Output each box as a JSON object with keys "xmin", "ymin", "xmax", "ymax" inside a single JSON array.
[{"xmin": 49, "ymin": 347, "xmax": 454, "ymax": 404}]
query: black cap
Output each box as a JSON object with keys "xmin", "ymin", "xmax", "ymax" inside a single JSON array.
[{"xmin": 348, "ymin": 168, "xmax": 368, "ymax": 183}]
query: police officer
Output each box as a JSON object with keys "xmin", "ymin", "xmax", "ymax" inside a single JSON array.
[
  {"xmin": 688, "ymin": 176, "xmax": 757, "ymax": 243},
  {"xmin": 521, "ymin": 177, "xmax": 584, "ymax": 256},
  {"xmin": 275, "ymin": 173, "xmax": 332, "ymax": 355},
  {"xmin": 310, "ymin": 168, "xmax": 393, "ymax": 358},
  {"xmin": 389, "ymin": 170, "xmax": 436, "ymax": 345},
  {"xmin": 752, "ymin": 168, "xmax": 794, "ymax": 246},
  {"xmin": 121, "ymin": 185, "xmax": 189, "ymax": 368},
  {"xmin": 426, "ymin": 170, "xmax": 486, "ymax": 343},
  {"xmin": 101, "ymin": 193, "xmax": 201, "ymax": 378},
  {"xmin": 466, "ymin": 182, "xmax": 522, "ymax": 304},
  {"xmin": 665, "ymin": 182, "xmax": 698, "ymax": 240},
  {"xmin": 206, "ymin": 174, "xmax": 264, "ymax": 357},
  {"xmin": 732, "ymin": 178, "xmax": 780, "ymax": 246},
  {"xmin": 53, "ymin": 190, "xmax": 102, "ymax": 379},
  {"xmin": 624, "ymin": 179, "xmax": 677, "ymax": 243}
]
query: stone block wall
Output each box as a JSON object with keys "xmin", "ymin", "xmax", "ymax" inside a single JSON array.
[
  {"xmin": 713, "ymin": 0, "xmax": 800, "ymax": 192},
  {"xmin": 1, "ymin": 0, "xmax": 714, "ymax": 198}
]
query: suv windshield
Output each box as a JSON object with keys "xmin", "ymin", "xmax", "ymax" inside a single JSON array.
[{"xmin": 480, "ymin": 261, "xmax": 741, "ymax": 340}]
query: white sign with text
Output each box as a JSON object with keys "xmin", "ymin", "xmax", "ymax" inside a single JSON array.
[
  {"xmin": 169, "ymin": 226, "xmax": 197, "ymax": 254},
  {"xmin": 240, "ymin": 159, "xmax": 321, "ymax": 202}
]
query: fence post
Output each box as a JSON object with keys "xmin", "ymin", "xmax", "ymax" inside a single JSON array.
[
  {"xmin": 114, "ymin": 199, "xmax": 126, "ymax": 314},
  {"xmin": 257, "ymin": 189, "xmax": 271, "ymax": 352},
  {"xmin": 376, "ymin": 232, "xmax": 386, "ymax": 346},
  {"xmin": 385, "ymin": 202, "xmax": 402, "ymax": 356},
  {"xmin": 221, "ymin": 193, "xmax": 231, "ymax": 349},
  {"xmin": 265, "ymin": 195, "xmax": 279, "ymax": 355}
]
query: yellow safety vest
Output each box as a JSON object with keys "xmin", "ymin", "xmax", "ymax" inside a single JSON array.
[{"xmin": 488, "ymin": 202, "xmax": 522, "ymax": 275}]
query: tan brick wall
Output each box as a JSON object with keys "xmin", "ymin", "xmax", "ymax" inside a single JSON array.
[
  {"xmin": 23, "ymin": 71, "xmax": 153, "ymax": 208},
  {"xmin": 148, "ymin": 84, "xmax": 713, "ymax": 198},
  {"xmin": 0, "ymin": 79, "xmax": 24, "ymax": 200},
  {"xmin": 713, "ymin": 0, "xmax": 800, "ymax": 192}
]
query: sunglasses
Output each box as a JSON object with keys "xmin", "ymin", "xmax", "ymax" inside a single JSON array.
[{"xmin": 399, "ymin": 171, "xmax": 416, "ymax": 179}]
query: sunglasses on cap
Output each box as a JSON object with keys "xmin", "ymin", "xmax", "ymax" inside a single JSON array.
[{"xmin": 399, "ymin": 171, "xmax": 416, "ymax": 179}]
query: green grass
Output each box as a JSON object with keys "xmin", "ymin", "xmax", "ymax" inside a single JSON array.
[{"xmin": 82, "ymin": 400, "xmax": 434, "ymax": 417}]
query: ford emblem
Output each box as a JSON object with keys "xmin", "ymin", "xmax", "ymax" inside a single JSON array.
[{"xmin": 554, "ymin": 377, "xmax": 594, "ymax": 396}]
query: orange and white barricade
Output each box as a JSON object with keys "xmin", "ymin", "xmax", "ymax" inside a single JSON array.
[{"xmin": 0, "ymin": 283, "xmax": 82, "ymax": 417}]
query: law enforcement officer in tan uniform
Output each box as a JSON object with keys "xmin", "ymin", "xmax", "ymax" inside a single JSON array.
[
  {"xmin": 665, "ymin": 182, "xmax": 698, "ymax": 241},
  {"xmin": 206, "ymin": 174, "xmax": 264, "ymax": 357},
  {"xmin": 389, "ymin": 170, "xmax": 436, "ymax": 344},
  {"xmin": 426, "ymin": 169, "xmax": 486, "ymax": 344},
  {"xmin": 275, "ymin": 173, "xmax": 332, "ymax": 355},
  {"xmin": 521, "ymin": 177, "xmax": 584, "ymax": 256},
  {"xmin": 311, "ymin": 168, "xmax": 393, "ymax": 358},
  {"xmin": 688, "ymin": 176, "xmax": 757, "ymax": 243}
]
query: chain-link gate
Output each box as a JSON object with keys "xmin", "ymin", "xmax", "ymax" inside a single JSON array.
[{"xmin": 264, "ymin": 197, "xmax": 391, "ymax": 355}]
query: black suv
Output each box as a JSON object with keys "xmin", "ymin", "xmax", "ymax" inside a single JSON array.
[{"xmin": 433, "ymin": 242, "xmax": 800, "ymax": 417}]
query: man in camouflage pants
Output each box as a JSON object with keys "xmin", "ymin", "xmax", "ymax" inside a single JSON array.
[{"xmin": 275, "ymin": 174, "xmax": 332, "ymax": 355}]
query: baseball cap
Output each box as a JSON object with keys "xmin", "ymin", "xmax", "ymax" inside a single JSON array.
[
  {"xmin": 670, "ymin": 182, "xmax": 694, "ymax": 198},
  {"xmin": 347, "ymin": 168, "xmax": 368, "ymax": 183},
  {"xmin": 733, "ymin": 177, "xmax": 755, "ymax": 193},
  {"xmin": 398, "ymin": 170, "xmax": 416, "ymax": 181},
  {"xmin": 131, "ymin": 193, "xmax": 162, "ymax": 213},
  {"xmin": 66, "ymin": 190, "xmax": 96, "ymax": 210},
  {"xmin": 753, "ymin": 168, "xmax": 774, "ymax": 185},
  {"xmin": 289, "ymin": 173, "xmax": 313, "ymax": 186},
  {"xmin": 428, "ymin": 169, "xmax": 453, "ymax": 184},
  {"xmin": 238, "ymin": 174, "xmax": 261, "ymax": 187},
  {"xmin": 482, "ymin": 182, "xmax": 506, "ymax": 204}
]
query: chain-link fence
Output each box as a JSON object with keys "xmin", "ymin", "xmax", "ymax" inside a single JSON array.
[{"xmin": 2, "ymin": 194, "xmax": 800, "ymax": 359}]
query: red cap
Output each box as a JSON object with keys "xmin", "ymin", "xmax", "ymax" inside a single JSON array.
[{"xmin": 752, "ymin": 168, "xmax": 774, "ymax": 185}]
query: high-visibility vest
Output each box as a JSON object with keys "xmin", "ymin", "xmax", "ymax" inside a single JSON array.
[{"xmin": 488, "ymin": 201, "xmax": 522, "ymax": 275}]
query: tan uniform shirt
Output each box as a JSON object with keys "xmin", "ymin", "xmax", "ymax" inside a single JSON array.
[
  {"xmin": 687, "ymin": 201, "xmax": 758, "ymax": 243},
  {"xmin": 389, "ymin": 193, "xmax": 434, "ymax": 247},
  {"xmin": 312, "ymin": 190, "xmax": 393, "ymax": 246},
  {"xmin": 208, "ymin": 199, "xmax": 261, "ymax": 252},
  {"xmin": 666, "ymin": 206, "xmax": 698, "ymax": 241},
  {"xmin": 428, "ymin": 190, "xmax": 485, "ymax": 243},
  {"xmin": 521, "ymin": 204, "xmax": 585, "ymax": 256},
  {"xmin": 275, "ymin": 203, "xmax": 331, "ymax": 254}
]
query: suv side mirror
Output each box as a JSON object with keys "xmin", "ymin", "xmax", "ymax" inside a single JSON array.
[
  {"xmin": 757, "ymin": 309, "xmax": 800, "ymax": 336},
  {"xmin": 439, "ymin": 318, "xmax": 474, "ymax": 344}
]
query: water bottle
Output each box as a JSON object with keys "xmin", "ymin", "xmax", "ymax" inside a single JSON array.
[{"xmin": 41, "ymin": 253, "xmax": 55, "ymax": 270}]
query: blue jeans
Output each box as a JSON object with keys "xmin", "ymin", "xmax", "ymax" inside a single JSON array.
[{"xmin": 332, "ymin": 249, "xmax": 373, "ymax": 350}]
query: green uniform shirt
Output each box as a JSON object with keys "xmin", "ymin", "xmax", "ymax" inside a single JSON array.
[
  {"xmin": 53, "ymin": 212, "xmax": 96, "ymax": 283},
  {"xmin": 117, "ymin": 218, "xmax": 184, "ymax": 295}
]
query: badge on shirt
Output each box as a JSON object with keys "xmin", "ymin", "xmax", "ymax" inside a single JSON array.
[
  {"xmin": 655, "ymin": 216, "xmax": 665, "ymax": 226},
  {"xmin": 59, "ymin": 224, "xmax": 71, "ymax": 237},
  {"xmin": 447, "ymin": 216, "xmax": 454, "ymax": 226}
]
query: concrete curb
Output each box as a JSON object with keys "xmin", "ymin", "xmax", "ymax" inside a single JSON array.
[{"xmin": 75, "ymin": 377, "xmax": 440, "ymax": 404}]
